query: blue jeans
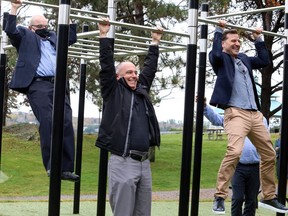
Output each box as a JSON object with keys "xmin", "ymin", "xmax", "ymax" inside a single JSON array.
[{"xmin": 231, "ymin": 163, "xmax": 260, "ymax": 216}]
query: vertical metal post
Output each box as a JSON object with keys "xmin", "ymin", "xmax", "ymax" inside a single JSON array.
[
  {"xmin": 178, "ymin": 0, "xmax": 199, "ymax": 215},
  {"xmin": 96, "ymin": 0, "xmax": 116, "ymax": 215},
  {"xmin": 0, "ymin": 0, "xmax": 2, "ymax": 16},
  {"xmin": 0, "ymin": 12, "xmax": 8, "ymax": 180},
  {"xmin": 48, "ymin": 0, "xmax": 71, "ymax": 215},
  {"xmin": 96, "ymin": 149, "xmax": 108, "ymax": 216},
  {"xmin": 190, "ymin": 3, "xmax": 208, "ymax": 216},
  {"xmin": 277, "ymin": 1, "xmax": 288, "ymax": 215},
  {"xmin": 73, "ymin": 24, "xmax": 89, "ymax": 214}
]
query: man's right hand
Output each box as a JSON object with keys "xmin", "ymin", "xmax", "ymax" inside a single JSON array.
[{"xmin": 11, "ymin": 0, "xmax": 22, "ymax": 15}]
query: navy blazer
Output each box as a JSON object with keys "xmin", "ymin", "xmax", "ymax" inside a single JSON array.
[
  {"xmin": 5, "ymin": 14, "xmax": 77, "ymax": 93},
  {"xmin": 209, "ymin": 31, "xmax": 270, "ymax": 110}
]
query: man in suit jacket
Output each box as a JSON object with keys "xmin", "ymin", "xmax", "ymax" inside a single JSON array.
[
  {"xmin": 209, "ymin": 20, "xmax": 287, "ymax": 214},
  {"xmin": 5, "ymin": 0, "xmax": 79, "ymax": 182}
]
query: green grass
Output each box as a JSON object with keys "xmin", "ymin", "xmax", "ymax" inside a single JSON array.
[{"xmin": 0, "ymin": 130, "xmax": 279, "ymax": 197}]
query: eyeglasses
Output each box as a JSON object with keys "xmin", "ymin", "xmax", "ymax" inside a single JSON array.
[
  {"xmin": 125, "ymin": 70, "xmax": 138, "ymax": 76},
  {"xmin": 31, "ymin": 24, "xmax": 48, "ymax": 29}
]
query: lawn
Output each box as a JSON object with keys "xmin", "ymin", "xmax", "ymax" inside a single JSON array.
[{"xmin": 0, "ymin": 127, "xmax": 279, "ymax": 197}]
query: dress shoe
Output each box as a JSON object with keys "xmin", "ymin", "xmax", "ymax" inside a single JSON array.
[
  {"xmin": 47, "ymin": 170, "xmax": 80, "ymax": 182},
  {"xmin": 61, "ymin": 171, "xmax": 80, "ymax": 182}
]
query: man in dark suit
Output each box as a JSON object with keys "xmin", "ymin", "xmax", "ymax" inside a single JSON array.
[{"xmin": 5, "ymin": 0, "xmax": 79, "ymax": 182}]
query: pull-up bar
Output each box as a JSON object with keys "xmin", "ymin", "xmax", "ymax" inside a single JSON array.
[
  {"xmin": 199, "ymin": 17, "xmax": 285, "ymax": 38},
  {"xmin": 71, "ymin": 14, "xmax": 189, "ymax": 37},
  {"xmin": 16, "ymin": 0, "xmax": 108, "ymax": 17},
  {"xmin": 207, "ymin": 5, "xmax": 284, "ymax": 20}
]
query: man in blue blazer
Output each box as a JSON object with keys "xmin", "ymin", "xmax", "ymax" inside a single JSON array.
[
  {"xmin": 5, "ymin": 0, "xmax": 79, "ymax": 182},
  {"xmin": 209, "ymin": 20, "xmax": 287, "ymax": 214}
]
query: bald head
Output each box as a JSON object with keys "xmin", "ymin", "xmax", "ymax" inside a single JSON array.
[
  {"xmin": 116, "ymin": 62, "xmax": 136, "ymax": 76},
  {"xmin": 116, "ymin": 61, "xmax": 138, "ymax": 90},
  {"xmin": 29, "ymin": 15, "xmax": 48, "ymax": 32}
]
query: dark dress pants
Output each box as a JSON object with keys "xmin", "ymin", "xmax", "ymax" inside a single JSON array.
[
  {"xmin": 231, "ymin": 163, "xmax": 260, "ymax": 216},
  {"xmin": 27, "ymin": 80, "xmax": 75, "ymax": 172}
]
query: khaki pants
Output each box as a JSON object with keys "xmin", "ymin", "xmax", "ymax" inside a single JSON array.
[{"xmin": 215, "ymin": 107, "xmax": 276, "ymax": 200}]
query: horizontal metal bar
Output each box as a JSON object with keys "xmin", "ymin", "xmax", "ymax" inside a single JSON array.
[
  {"xmin": 199, "ymin": 17, "xmax": 285, "ymax": 38},
  {"xmin": 76, "ymin": 30, "xmax": 99, "ymax": 39},
  {"xmin": 115, "ymin": 33, "xmax": 187, "ymax": 47},
  {"xmin": 207, "ymin": 5, "xmax": 284, "ymax": 19},
  {"xmin": 71, "ymin": 14, "xmax": 189, "ymax": 37},
  {"xmin": 69, "ymin": 47, "xmax": 99, "ymax": 56},
  {"xmin": 76, "ymin": 31, "xmax": 186, "ymax": 48},
  {"xmin": 68, "ymin": 54, "xmax": 96, "ymax": 60},
  {"xmin": 114, "ymin": 46, "xmax": 186, "ymax": 58},
  {"xmin": 19, "ymin": 0, "xmax": 108, "ymax": 17}
]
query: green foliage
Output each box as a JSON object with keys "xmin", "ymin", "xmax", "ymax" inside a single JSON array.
[
  {"xmin": 200, "ymin": 0, "xmax": 231, "ymax": 15},
  {"xmin": 69, "ymin": 0, "xmax": 187, "ymax": 107}
]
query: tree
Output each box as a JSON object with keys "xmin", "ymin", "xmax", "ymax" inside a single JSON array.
[{"xmin": 42, "ymin": 0, "xmax": 188, "ymax": 109}]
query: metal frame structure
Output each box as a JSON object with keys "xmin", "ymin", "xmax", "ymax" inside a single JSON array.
[
  {"xmin": 2, "ymin": 0, "xmax": 189, "ymax": 61},
  {"xmin": 1, "ymin": 1, "xmax": 288, "ymax": 216},
  {"xmin": 2, "ymin": 1, "xmax": 286, "ymax": 60},
  {"xmin": 2, "ymin": 1, "xmax": 285, "ymax": 61}
]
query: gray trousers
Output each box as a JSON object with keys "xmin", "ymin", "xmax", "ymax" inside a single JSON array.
[{"xmin": 108, "ymin": 154, "xmax": 152, "ymax": 216}]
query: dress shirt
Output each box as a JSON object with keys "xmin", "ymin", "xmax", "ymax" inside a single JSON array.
[
  {"xmin": 204, "ymin": 105, "xmax": 260, "ymax": 164},
  {"xmin": 228, "ymin": 59, "xmax": 258, "ymax": 110},
  {"xmin": 35, "ymin": 39, "xmax": 56, "ymax": 77}
]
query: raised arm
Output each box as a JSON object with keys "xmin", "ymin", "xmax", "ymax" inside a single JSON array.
[
  {"xmin": 5, "ymin": 0, "xmax": 24, "ymax": 48},
  {"xmin": 139, "ymin": 26, "xmax": 163, "ymax": 90},
  {"xmin": 208, "ymin": 22, "xmax": 225, "ymax": 74},
  {"xmin": 98, "ymin": 18, "xmax": 117, "ymax": 100},
  {"xmin": 250, "ymin": 27, "xmax": 270, "ymax": 69}
]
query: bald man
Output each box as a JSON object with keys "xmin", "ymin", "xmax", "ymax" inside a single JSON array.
[
  {"xmin": 5, "ymin": 0, "xmax": 79, "ymax": 182},
  {"xmin": 95, "ymin": 18, "xmax": 163, "ymax": 216}
]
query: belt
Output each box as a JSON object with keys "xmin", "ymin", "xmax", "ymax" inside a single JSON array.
[
  {"xmin": 128, "ymin": 150, "xmax": 149, "ymax": 162},
  {"xmin": 33, "ymin": 77, "xmax": 55, "ymax": 83},
  {"xmin": 223, "ymin": 106, "xmax": 257, "ymax": 112},
  {"xmin": 244, "ymin": 109, "xmax": 257, "ymax": 112},
  {"xmin": 238, "ymin": 162, "xmax": 259, "ymax": 167}
]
